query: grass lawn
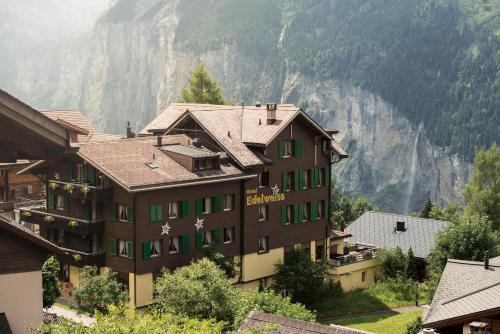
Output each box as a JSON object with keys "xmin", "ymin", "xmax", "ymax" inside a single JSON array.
[
  {"xmin": 314, "ymin": 281, "xmax": 429, "ymax": 320},
  {"xmin": 329, "ymin": 310, "xmax": 422, "ymax": 334}
]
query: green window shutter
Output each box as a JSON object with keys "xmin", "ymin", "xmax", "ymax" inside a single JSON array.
[
  {"xmin": 103, "ymin": 176, "xmax": 110, "ymax": 188},
  {"xmin": 157, "ymin": 204, "xmax": 164, "ymax": 222},
  {"xmin": 299, "ymin": 203, "xmax": 304, "ymax": 222},
  {"xmin": 127, "ymin": 206, "xmax": 134, "ymax": 223},
  {"xmin": 87, "ymin": 166, "xmax": 95, "ymax": 184},
  {"xmin": 143, "ymin": 241, "xmax": 151, "ymax": 261},
  {"xmin": 212, "ymin": 229, "xmax": 221, "ymax": 246},
  {"xmin": 109, "ymin": 204, "xmax": 117, "ymax": 221},
  {"xmin": 293, "ymin": 204, "xmax": 299, "ymax": 224},
  {"xmin": 294, "ymin": 171, "xmax": 300, "ymax": 191},
  {"xmin": 214, "ymin": 196, "xmax": 221, "ymax": 213},
  {"xmin": 278, "ymin": 141, "xmax": 285, "ymax": 159},
  {"xmin": 127, "ymin": 241, "xmax": 133, "ymax": 259},
  {"xmin": 324, "ymin": 200, "xmax": 329, "ymax": 219},
  {"xmin": 182, "ymin": 200, "xmax": 189, "ymax": 218},
  {"xmin": 48, "ymin": 190, "xmax": 54, "ymax": 209},
  {"xmin": 311, "ymin": 201, "xmax": 318, "ymax": 220},
  {"xmin": 294, "ymin": 140, "xmax": 303, "ymax": 157},
  {"xmin": 63, "ymin": 196, "xmax": 69, "ymax": 211},
  {"xmin": 325, "ymin": 166, "xmax": 331, "ymax": 186},
  {"xmin": 196, "ymin": 232, "xmax": 204, "ymax": 250},
  {"xmin": 195, "ymin": 198, "xmax": 203, "ymax": 216},
  {"xmin": 281, "ymin": 207, "xmax": 287, "ymax": 225},
  {"xmin": 149, "ymin": 205, "xmax": 156, "ymax": 222},
  {"xmin": 281, "ymin": 172, "xmax": 288, "ymax": 192},
  {"xmin": 314, "ymin": 169, "xmax": 319, "ymax": 188},
  {"xmin": 109, "ymin": 238, "xmax": 116, "ymax": 256},
  {"xmin": 299, "ymin": 170, "xmax": 304, "ymax": 189},
  {"xmin": 82, "ymin": 165, "xmax": 88, "ymax": 182},
  {"xmin": 63, "ymin": 232, "xmax": 71, "ymax": 248},
  {"xmin": 182, "ymin": 235, "xmax": 190, "ymax": 253},
  {"xmin": 68, "ymin": 164, "xmax": 74, "ymax": 181}
]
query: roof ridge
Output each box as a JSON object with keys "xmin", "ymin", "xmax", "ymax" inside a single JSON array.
[
  {"xmin": 448, "ymin": 258, "xmax": 500, "ymax": 267},
  {"xmin": 362, "ymin": 211, "xmax": 451, "ymax": 224}
]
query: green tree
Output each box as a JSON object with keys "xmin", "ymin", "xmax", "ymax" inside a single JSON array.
[
  {"xmin": 405, "ymin": 248, "xmax": 418, "ymax": 281},
  {"xmin": 42, "ymin": 256, "xmax": 61, "ymax": 308},
  {"xmin": 351, "ymin": 196, "xmax": 378, "ymax": 221},
  {"xmin": 420, "ymin": 198, "xmax": 433, "ymax": 218},
  {"xmin": 427, "ymin": 215, "xmax": 499, "ymax": 273},
  {"xmin": 155, "ymin": 258, "xmax": 237, "ymax": 322},
  {"xmin": 331, "ymin": 183, "xmax": 353, "ymax": 226},
  {"xmin": 202, "ymin": 247, "xmax": 237, "ymax": 278},
  {"xmin": 233, "ymin": 290, "xmax": 315, "ymax": 328},
  {"xmin": 273, "ymin": 248, "xmax": 327, "ymax": 306},
  {"xmin": 377, "ymin": 247, "xmax": 408, "ymax": 279},
  {"xmin": 43, "ymin": 304, "xmax": 225, "ymax": 333},
  {"xmin": 405, "ymin": 316, "xmax": 423, "ymax": 334},
  {"xmin": 73, "ymin": 266, "xmax": 128, "ymax": 314},
  {"xmin": 464, "ymin": 144, "xmax": 500, "ymax": 228},
  {"xmin": 179, "ymin": 63, "xmax": 226, "ymax": 105},
  {"xmin": 428, "ymin": 202, "xmax": 462, "ymax": 222}
]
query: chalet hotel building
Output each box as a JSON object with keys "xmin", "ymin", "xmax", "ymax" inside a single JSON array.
[{"xmin": 19, "ymin": 103, "xmax": 347, "ymax": 308}]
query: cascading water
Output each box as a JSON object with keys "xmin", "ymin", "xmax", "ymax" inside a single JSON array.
[{"xmin": 404, "ymin": 122, "xmax": 423, "ymax": 214}]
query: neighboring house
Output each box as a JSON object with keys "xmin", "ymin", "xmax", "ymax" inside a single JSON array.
[
  {"xmin": 0, "ymin": 216, "xmax": 62, "ymax": 334},
  {"xmin": 0, "ymin": 160, "xmax": 42, "ymax": 213},
  {"xmin": 239, "ymin": 311, "xmax": 374, "ymax": 334},
  {"xmin": 423, "ymin": 256, "xmax": 500, "ymax": 334},
  {"xmin": 2, "ymin": 93, "xmax": 348, "ymax": 308}
]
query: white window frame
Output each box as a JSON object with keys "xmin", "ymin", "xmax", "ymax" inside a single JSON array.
[
  {"xmin": 223, "ymin": 227, "xmax": 234, "ymax": 244},
  {"xmin": 318, "ymin": 168, "xmax": 325, "ymax": 186},
  {"xmin": 258, "ymin": 236, "xmax": 269, "ymax": 254},
  {"xmin": 169, "ymin": 201, "xmax": 179, "ymax": 219},
  {"xmin": 223, "ymin": 194, "xmax": 233, "ymax": 211},
  {"xmin": 118, "ymin": 205, "xmax": 128, "ymax": 222},
  {"xmin": 286, "ymin": 205, "xmax": 292, "ymax": 224},
  {"xmin": 318, "ymin": 201, "xmax": 324, "ymax": 219},
  {"xmin": 283, "ymin": 140, "xmax": 292, "ymax": 157},
  {"xmin": 169, "ymin": 237, "xmax": 180, "ymax": 254},
  {"xmin": 119, "ymin": 240, "xmax": 129, "ymax": 258},
  {"xmin": 56, "ymin": 195, "xmax": 65, "ymax": 211},
  {"xmin": 151, "ymin": 240, "xmax": 161, "ymax": 258},
  {"xmin": 258, "ymin": 205, "xmax": 268, "ymax": 222},
  {"xmin": 203, "ymin": 197, "xmax": 212, "ymax": 214},
  {"xmin": 203, "ymin": 230, "xmax": 212, "ymax": 247}
]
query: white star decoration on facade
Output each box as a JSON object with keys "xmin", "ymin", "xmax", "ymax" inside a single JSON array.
[
  {"xmin": 271, "ymin": 184, "xmax": 280, "ymax": 195},
  {"xmin": 194, "ymin": 217, "xmax": 204, "ymax": 231},
  {"xmin": 161, "ymin": 222, "xmax": 171, "ymax": 236}
]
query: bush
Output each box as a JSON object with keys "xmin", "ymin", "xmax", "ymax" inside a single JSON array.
[
  {"xmin": 405, "ymin": 316, "xmax": 423, "ymax": 334},
  {"xmin": 377, "ymin": 247, "xmax": 408, "ymax": 279},
  {"xmin": 73, "ymin": 266, "xmax": 128, "ymax": 314},
  {"xmin": 42, "ymin": 256, "xmax": 61, "ymax": 308},
  {"xmin": 273, "ymin": 249, "xmax": 327, "ymax": 306},
  {"xmin": 202, "ymin": 247, "xmax": 237, "ymax": 278}
]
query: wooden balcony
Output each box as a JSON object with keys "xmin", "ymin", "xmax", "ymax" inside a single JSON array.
[
  {"xmin": 48, "ymin": 179, "xmax": 113, "ymax": 202},
  {"xmin": 19, "ymin": 208, "xmax": 104, "ymax": 235},
  {"xmin": 60, "ymin": 248, "xmax": 105, "ymax": 267}
]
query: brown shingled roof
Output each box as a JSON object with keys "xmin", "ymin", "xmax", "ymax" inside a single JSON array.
[
  {"xmin": 424, "ymin": 259, "xmax": 500, "ymax": 328},
  {"xmin": 238, "ymin": 311, "xmax": 373, "ymax": 334},
  {"xmin": 77, "ymin": 134, "xmax": 247, "ymax": 192}
]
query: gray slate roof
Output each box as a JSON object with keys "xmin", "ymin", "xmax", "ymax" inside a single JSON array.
[
  {"xmin": 345, "ymin": 211, "xmax": 451, "ymax": 258},
  {"xmin": 160, "ymin": 144, "xmax": 219, "ymax": 158},
  {"xmin": 424, "ymin": 259, "xmax": 500, "ymax": 328},
  {"xmin": 238, "ymin": 311, "xmax": 373, "ymax": 334}
]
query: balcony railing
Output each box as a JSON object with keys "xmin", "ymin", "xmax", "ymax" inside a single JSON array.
[
  {"xmin": 328, "ymin": 250, "xmax": 376, "ymax": 267},
  {"xmin": 19, "ymin": 208, "xmax": 104, "ymax": 234},
  {"xmin": 48, "ymin": 179, "xmax": 112, "ymax": 201},
  {"xmin": 60, "ymin": 247, "xmax": 105, "ymax": 267}
]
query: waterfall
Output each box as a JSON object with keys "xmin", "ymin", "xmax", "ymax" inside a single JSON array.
[{"xmin": 404, "ymin": 122, "xmax": 423, "ymax": 214}]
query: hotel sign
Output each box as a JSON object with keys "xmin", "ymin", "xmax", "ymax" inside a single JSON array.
[{"xmin": 246, "ymin": 184, "xmax": 285, "ymax": 206}]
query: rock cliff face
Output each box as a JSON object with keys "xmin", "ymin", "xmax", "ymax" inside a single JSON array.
[{"xmin": 4, "ymin": 0, "xmax": 473, "ymax": 213}]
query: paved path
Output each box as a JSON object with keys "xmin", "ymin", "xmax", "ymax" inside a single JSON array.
[
  {"xmin": 46, "ymin": 305, "xmax": 96, "ymax": 327},
  {"xmin": 319, "ymin": 304, "xmax": 429, "ymax": 322}
]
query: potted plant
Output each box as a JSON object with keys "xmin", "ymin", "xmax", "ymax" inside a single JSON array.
[
  {"xmin": 43, "ymin": 215, "xmax": 55, "ymax": 223},
  {"xmin": 63, "ymin": 184, "xmax": 74, "ymax": 194},
  {"xmin": 80, "ymin": 186, "xmax": 90, "ymax": 198},
  {"xmin": 48, "ymin": 182, "xmax": 59, "ymax": 190},
  {"xmin": 72, "ymin": 254, "xmax": 82, "ymax": 262},
  {"xmin": 21, "ymin": 210, "xmax": 32, "ymax": 217},
  {"xmin": 68, "ymin": 220, "xmax": 79, "ymax": 229}
]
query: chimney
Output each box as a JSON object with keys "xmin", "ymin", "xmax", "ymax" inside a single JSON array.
[
  {"xmin": 485, "ymin": 251, "xmax": 490, "ymax": 270},
  {"xmin": 423, "ymin": 329, "xmax": 436, "ymax": 334},
  {"xmin": 266, "ymin": 103, "xmax": 277, "ymax": 125},
  {"xmin": 396, "ymin": 221, "xmax": 406, "ymax": 232},
  {"xmin": 193, "ymin": 138, "xmax": 202, "ymax": 148},
  {"xmin": 126, "ymin": 122, "xmax": 135, "ymax": 138},
  {"xmin": 256, "ymin": 101, "xmax": 262, "ymax": 107},
  {"xmin": 340, "ymin": 218, "xmax": 346, "ymax": 232},
  {"xmin": 157, "ymin": 136, "xmax": 163, "ymax": 147}
]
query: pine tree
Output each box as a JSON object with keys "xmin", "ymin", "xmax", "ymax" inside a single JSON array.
[
  {"xmin": 420, "ymin": 198, "xmax": 433, "ymax": 218},
  {"xmin": 179, "ymin": 63, "xmax": 226, "ymax": 105},
  {"xmin": 405, "ymin": 248, "xmax": 418, "ymax": 281}
]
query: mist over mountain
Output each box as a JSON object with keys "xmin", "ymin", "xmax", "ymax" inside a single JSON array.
[{"xmin": 2, "ymin": 0, "xmax": 498, "ymax": 214}]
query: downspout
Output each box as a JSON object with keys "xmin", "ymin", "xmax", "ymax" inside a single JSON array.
[
  {"xmin": 133, "ymin": 194, "xmax": 137, "ymax": 308},
  {"xmin": 237, "ymin": 178, "xmax": 246, "ymax": 283}
]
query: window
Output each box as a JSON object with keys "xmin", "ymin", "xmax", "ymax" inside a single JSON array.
[
  {"xmin": 362, "ymin": 271, "xmax": 367, "ymax": 282},
  {"xmin": 150, "ymin": 240, "xmax": 161, "ymax": 258},
  {"xmin": 287, "ymin": 172, "xmax": 293, "ymax": 192},
  {"xmin": 206, "ymin": 159, "xmax": 214, "ymax": 169},
  {"xmin": 169, "ymin": 237, "xmax": 180, "ymax": 254},
  {"xmin": 302, "ymin": 203, "xmax": 309, "ymax": 222},
  {"xmin": 301, "ymin": 242, "xmax": 311, "ymax": 255},
  {"xmin": 318, "ymin": 168, "xmax": 325, "ymax": 186},
  {"xmin": 304, "ymin": 170, "xmax": 310, "ymax": 189},
  {"xmin": 286, "ymin": 205, "xmax": 292, "ymax": 224},
  {"xmin": 199, "ymin": 160, "xmax": 206, "ymax": 170},
  {"xmin": 258, "ymin": 171, "xmax": 269, "ymax": 187},
  {"xmin": 318, "ymin": 201, "xmax": 324, "ymax": 219},
  {"xmin": 149, "ymin": 204, "xmax": 163, "ymax": 223},
  {"xmin": 169, "ymin": 202, "xmax": 179, "ymax": 218},
  {"xmin": 119, "ymin": 240, "xmax": 133, "ymax": 259},
  {"xmin": 279, "ymin": 140, "xmax": 293, "ymax": 158},
  {"xmin": 258, "ymin": 205, "xmax": 268, "ymax": 222},
  {"xmin": 223, "ymin": 194, "xmax": 233, "ymax": 211},
  {"xmin": 194, "ymin": 160, "xmax": 200, "ymax": 170},
  {"xmin": 203, "ymin": 230, "xmax": 213, "ymax": 247},
  {"xmin": 258, "ymin": 236, "xmax": 269, "ymax": 254},
  {"xmin": 322, "ymin": 139, "xmax": 329, "ymax": 152},
  {"xmin": 119, "ymin": 205, "xmax": 128, "ymax": 222},
  {"xmin": 27, "ymin": 184, "xmax": 33, "ymax": 195},
  {"xmin": 223, "ymin": 227, "xmax": 234, "ymax": 244},
  {"xmin": 204, "ymin": 197, "xmax": 212, "ymax": 214},
  {"xmin": 316, "ymin": 243, "xmax": 325, "ymax": 261},
  {"xmin": 82, "ymin": 236, "xmax": 92, "ymax": 253},
  {"xmin": 56, "ymin": 195, "xmax": 68, "ymax": 211}
]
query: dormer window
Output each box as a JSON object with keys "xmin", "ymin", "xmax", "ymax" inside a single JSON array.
[{"xmin": 161, "ymin": 144, "xmax": 221, "ymax": 172}]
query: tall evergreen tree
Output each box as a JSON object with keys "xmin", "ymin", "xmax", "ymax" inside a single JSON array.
[
  {"xmin": 42, "ymin": 256, "xmax": 61, "ymax": 308},
  {"xmin": 420, "ymin": 199, "xmax": 433, "ymax": 218},
  {"xmin": 179, "ymin": 63, "xmax": 226, "ymax": 105},
  {"xmin": 405, "ymin": 248, "xmax": 418, "ymax": 281}
]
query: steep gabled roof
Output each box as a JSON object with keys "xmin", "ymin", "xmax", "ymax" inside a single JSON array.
[
  {"xmin": 346, "ymin": 211, "xmax": 451, "ymax": 258},
  {"xmin": 424, "ymin": 259, "xmax": 500, "ymax": 328},
  {"xmin": 238, "ymin": 311, "xmax": 373, "ymax": 334}
]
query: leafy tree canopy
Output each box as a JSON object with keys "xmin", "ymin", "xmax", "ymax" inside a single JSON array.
[
  {"xmin": 202, "ymin": 247, "xmax": 237, "ymax": 278},
  {"xmin": 331, "ymin": 183, "xmax": 377, "ymax": 227},
  {"xmin": 73, "ymin": 266, "xmax": 128, "ymax": 314},
  {"xmin": 464, "ymin": 144, "xmax": 500, "ymax": 228},
  {"xmin": 178, "ymin": 63, "xmax": 226, "ymax": 105},
  {"xmin": 42, "ymin": 256, "xmax": 61, "ymax": 308}
]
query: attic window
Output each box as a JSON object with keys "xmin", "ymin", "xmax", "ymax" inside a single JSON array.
[{"xmin": 146, "ymin": 162, "xmax": 159, "ymax": 169}]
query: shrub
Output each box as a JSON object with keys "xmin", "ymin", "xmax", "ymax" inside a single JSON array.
[
  {"xmin": 42, "ymin": 256, "xmax": 61, "ymax": 308},
  {"xmin": 405, "ymin": 316, "xmax": 423, "ymax": 334}
]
